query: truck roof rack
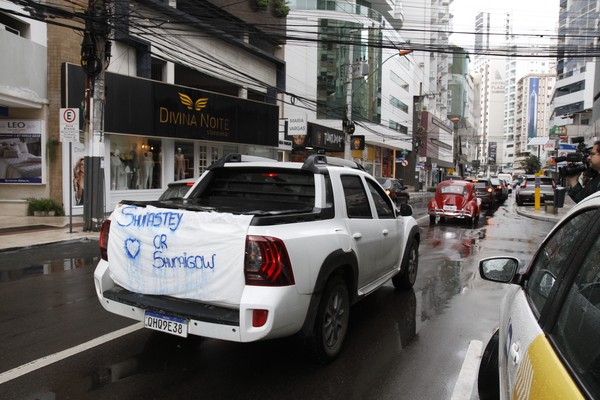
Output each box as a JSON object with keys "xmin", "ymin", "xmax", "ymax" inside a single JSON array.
[
  {"xmin": 208, "ymin": 153, "xmax": 276, "ymax": 170},
  {"xmin": 302, "ymin": 154, "xmax": 366, "ymax": 173}
]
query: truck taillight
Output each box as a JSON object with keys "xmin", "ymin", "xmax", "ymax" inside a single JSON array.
[
  {"xmin": 245, "ymin": 236, "xmax": 295, "ymax": 286},
  {"xmin": 99, "ymin": 220, "xmax": 111, "ymax": 261}
]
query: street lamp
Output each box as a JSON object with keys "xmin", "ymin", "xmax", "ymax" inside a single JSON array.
[{"xmin": 343, "ymin": 48, "xmax": 413, "ymax": 160}]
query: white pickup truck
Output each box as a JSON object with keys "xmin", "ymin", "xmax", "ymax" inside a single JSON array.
[{"xmin": 94, "ymin": 154, "xmax": 420, "ymax": 363}]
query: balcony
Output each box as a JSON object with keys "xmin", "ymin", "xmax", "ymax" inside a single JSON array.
[
  {"xmin": 288, "ymin": 0, "xmax": 384, "ymax": 23},
  {"xmin": 0, "ymin": 29, "xmax": 47, "ymax": 108}
]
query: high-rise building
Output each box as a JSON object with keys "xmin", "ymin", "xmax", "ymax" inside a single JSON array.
[
  {"xmin": 551, "ymin": 0, "xmax": 599, "ymax": 144},
  {"xmin": 514, "ymin": 74, "xmax": 556, "ymax": 172}
]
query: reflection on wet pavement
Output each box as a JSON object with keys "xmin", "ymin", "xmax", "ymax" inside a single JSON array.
[{"xmin": 0, "ymin": 240, "xmax": 99, "ymax": 283}]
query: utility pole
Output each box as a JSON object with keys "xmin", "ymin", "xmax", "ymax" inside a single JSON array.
[
  {"xmin": 80, "ymin": 0, "xmax": 111, "ymax": 231},
  {"xmin": 343, "ymin": 34, "xmax": 356, "ymax": 161}
]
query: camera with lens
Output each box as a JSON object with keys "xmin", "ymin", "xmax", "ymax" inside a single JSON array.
[{"xmin": 557, "ymin": 137, "xmax": 594, "ymax": 178}]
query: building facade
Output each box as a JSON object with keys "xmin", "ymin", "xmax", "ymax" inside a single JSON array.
[
  {"xmin": 0, "ymin": 0, "xmax": 49, "ymax": 215},
  {"xmin": 1, "ymin": 0, "xmax": 288, "ymax": 216},
  {"xmin": 551, "ymin": 0, "xmax": 599, "ymax": 146},
  {"xmin": 514, "ymin": 74, "xmax": 556, "ymax": 172},
  {"xmin": 284, "ymin": 1, "xmax": 418, "ymax": 183}
]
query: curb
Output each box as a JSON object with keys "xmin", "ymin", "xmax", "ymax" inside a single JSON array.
[{"xmin": 514, "ymin": 206, "xmax": 565, "ymax": 223}]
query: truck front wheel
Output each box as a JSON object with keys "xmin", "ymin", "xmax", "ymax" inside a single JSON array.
[
  {"xmin": 306, "ymin": 275, "xmax": 350, "ymax": 364},
  {"xmin": 393, "ymin": 237, "xmax": 419, "ymax": 289}
]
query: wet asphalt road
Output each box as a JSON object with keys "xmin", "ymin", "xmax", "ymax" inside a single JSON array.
[{"xmin": 0, "ymin": 198, "xmax": 554, "ymax": 400}]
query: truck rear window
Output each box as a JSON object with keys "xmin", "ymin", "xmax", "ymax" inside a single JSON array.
[{"xmin": 189, "ymin": 168, "xmax": 316, "ymax": 213}]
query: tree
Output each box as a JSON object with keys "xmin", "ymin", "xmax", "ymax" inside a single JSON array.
[{"xmin": 520, "ymin": 155, "xmax": 541, "ymax": 174}]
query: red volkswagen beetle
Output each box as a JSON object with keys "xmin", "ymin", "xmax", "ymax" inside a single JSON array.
[{"xmin": 428, "ymin": 180, "xmax": 481, "ymax": 227}]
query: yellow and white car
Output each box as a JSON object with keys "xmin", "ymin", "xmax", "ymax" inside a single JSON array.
[{"xmin": 478, "ymin": 191, "xmax": 600, "ymax": 399}]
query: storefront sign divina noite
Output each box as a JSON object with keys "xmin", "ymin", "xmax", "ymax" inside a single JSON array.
[{"xmin": 64, "ymin": 63, "xmax": 278, "ymax": 146}]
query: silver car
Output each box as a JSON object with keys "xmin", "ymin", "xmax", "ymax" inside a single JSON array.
[{"xmin": 515, "ymin": 175, "xmax": 555, "ymax": 206}]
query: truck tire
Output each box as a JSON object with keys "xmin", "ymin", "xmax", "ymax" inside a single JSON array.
[
  {"xmin": 516, "ymin": 196, "xmax": 523, "ymax": 206},
  {"xmin": 392, "ymin": 237, "xmax": 419, "ymax": 289},
  {"xmin": 306, "ymin": 275, "xmax": 350, "ymax": 364}
]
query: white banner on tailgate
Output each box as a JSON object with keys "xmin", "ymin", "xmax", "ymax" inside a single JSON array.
[{"xmin": 107, "ymin": 205, "xmax": 253, "ymax": 305}]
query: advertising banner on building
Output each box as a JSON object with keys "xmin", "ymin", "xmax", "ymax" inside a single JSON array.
[
  {"xmin": 528, "ymin": 77, "xmax": 539, "ymax": 139},
  {"xmin": 62, "ymin": 141, "xmax": 86, "ymax": 215},
  {"xmin": 286, "ymin": 122, "xmax": 344, "ymax": 152},
  {"xmin": 0, "ymin": 120, "xmax": 43, "ymax": 184},
  {"xmin": 488, "ymin": 142, "xmax": 497, "ymax": 165}
]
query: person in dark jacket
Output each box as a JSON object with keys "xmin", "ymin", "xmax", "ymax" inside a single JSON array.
[{"xmin": 567, "ymin": 141, "xmax": 600, "ymax": 203}]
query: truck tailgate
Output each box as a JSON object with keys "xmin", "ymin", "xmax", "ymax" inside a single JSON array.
[{"xmin": 107, "ymin": 204, "xmax": 253, "ymax": 305}]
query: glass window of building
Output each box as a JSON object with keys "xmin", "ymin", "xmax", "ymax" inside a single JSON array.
[{"xmin": 110, "ymin": 136, "xmax": 161, "ymax": 190}]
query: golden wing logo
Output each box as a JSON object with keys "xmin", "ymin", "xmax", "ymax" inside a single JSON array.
[
  {"xmin": 194, "ymin": 98, "xmax": 208, "ymax": 111},
  {"xmin": 178, "ymin": 93, "xmax": 208, "ymax": 111}
]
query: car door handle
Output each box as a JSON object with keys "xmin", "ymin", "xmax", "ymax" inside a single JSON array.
[
  {"xmin": 510, "ymin": 342, "xmax": 520, "ymax": 365},
  {"xmin": 382, "ymin": 229, "xmax": 389, "ymax": 236},
  {"xmin": 352, "ymin": 233, "xmax": 362, "ymax": 240}
]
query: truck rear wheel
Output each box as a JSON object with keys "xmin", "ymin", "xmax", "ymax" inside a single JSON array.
[{"xmin": 307, "ymin": 275, "xmax": 350, "ymax": 364}]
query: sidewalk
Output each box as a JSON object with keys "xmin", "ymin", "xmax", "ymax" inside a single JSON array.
[
  {"xmin": 514, "ymin": 195, "xmax": 576, "ymax": 223},
  {"xmin": 0, "ymin": 215, "xmax": 99, "ymax": 252}
]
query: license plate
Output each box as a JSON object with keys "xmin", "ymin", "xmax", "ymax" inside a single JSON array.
[
  {"xmin": 443, "ymin": 205, "xmax": 457, "ymax": 211},
  {"xmin": 144, "ymin": 311, "xmax": 188, "ymax": 337}
]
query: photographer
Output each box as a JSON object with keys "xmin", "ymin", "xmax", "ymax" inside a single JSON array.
[{"xmin": 567, "ymin": 141, "xmax": 600, "ymax": 203}]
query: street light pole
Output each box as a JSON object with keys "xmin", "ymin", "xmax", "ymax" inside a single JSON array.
[{"xmin": 343, "ymin": 47, "xmax": 413, "ymax": 161}]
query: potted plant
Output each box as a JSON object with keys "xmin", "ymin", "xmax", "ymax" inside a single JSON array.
[
  {"xmin": 273, "ymin": 0, "xmax": 289, "ymax": 17},
  {"xmin": 254, "ymin": 0, "xmax": 269, "ymax": 11},
  {"xmin": 27, "ymin": 198, "xmax": 65, "ymax": 216}
]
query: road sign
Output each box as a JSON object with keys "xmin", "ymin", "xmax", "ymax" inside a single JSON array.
[
  {"xmin": 400, "ymin": 159, "xmax": 409, "ymax": 167},
  {"xmin": 60, "ymin": 108, "xmax": 80, "ymax": 143}
]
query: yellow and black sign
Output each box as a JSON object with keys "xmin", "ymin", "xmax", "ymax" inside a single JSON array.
[{"xmin": 351, "ymin": 135, "xmax": 365, "ymax": 151}]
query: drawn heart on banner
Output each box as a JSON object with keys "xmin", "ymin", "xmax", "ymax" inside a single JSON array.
[{"xmin": 125, "ymin": 238, "xmax": 141, "ymax": 259}]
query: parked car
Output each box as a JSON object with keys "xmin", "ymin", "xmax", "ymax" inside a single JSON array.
[
  {"xmin": 497, "ymin": 173, "xmax": 513, "ymax": 193},
  {"xmin": 428, "ymin": 180, "xmax": 481, "ymax": 226},
  {"xmin": 158, "ymin": 178, "xmax": 197, "ymax": 200},
  {"xmin": 489, "ymin": 177, "xmax": 508, "ymax": 204},
  {"xmin": 463, "ymin": 178, "xmax": 495, "ymax": 208},
  {"xmin": 515, "ymin": 175, "xmax": 556, "ymax": 206},
  {"xmin": 376, "ymin": 177, "xmax": 410, "ymax": 205},
  {"xmin": 477, "ymin": 191, "xmax": 600, "ymax": 400}
]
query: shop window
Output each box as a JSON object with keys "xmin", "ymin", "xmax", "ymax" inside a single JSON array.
[{"xmin": 110, "ymin": 136, "xmax": 161, "ymax": 190}]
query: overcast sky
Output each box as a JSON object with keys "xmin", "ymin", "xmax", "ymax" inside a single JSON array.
[{"xmin": 449, "ymin": 0, "xmax": 560, "ymax": 50}]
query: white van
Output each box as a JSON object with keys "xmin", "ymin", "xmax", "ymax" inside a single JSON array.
[{"xmin": 497, "ymin": 173, "xmax": 513, "ymax": 193}]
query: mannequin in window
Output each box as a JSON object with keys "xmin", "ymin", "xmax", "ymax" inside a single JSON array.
[
  {"xmin": 143, "ymin": 151, "xmax": 154, "ymax": 188},
  {"xmin": 110, "ymin": 149, "xmax": 122, "ymax": 190},
  {"xmin": 175, "ymin": 147, "xmax": 186, "ymax": 180},
  {"xmin": 129, "ymin": 143, "xmax": 141, "ymax": 189}
]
